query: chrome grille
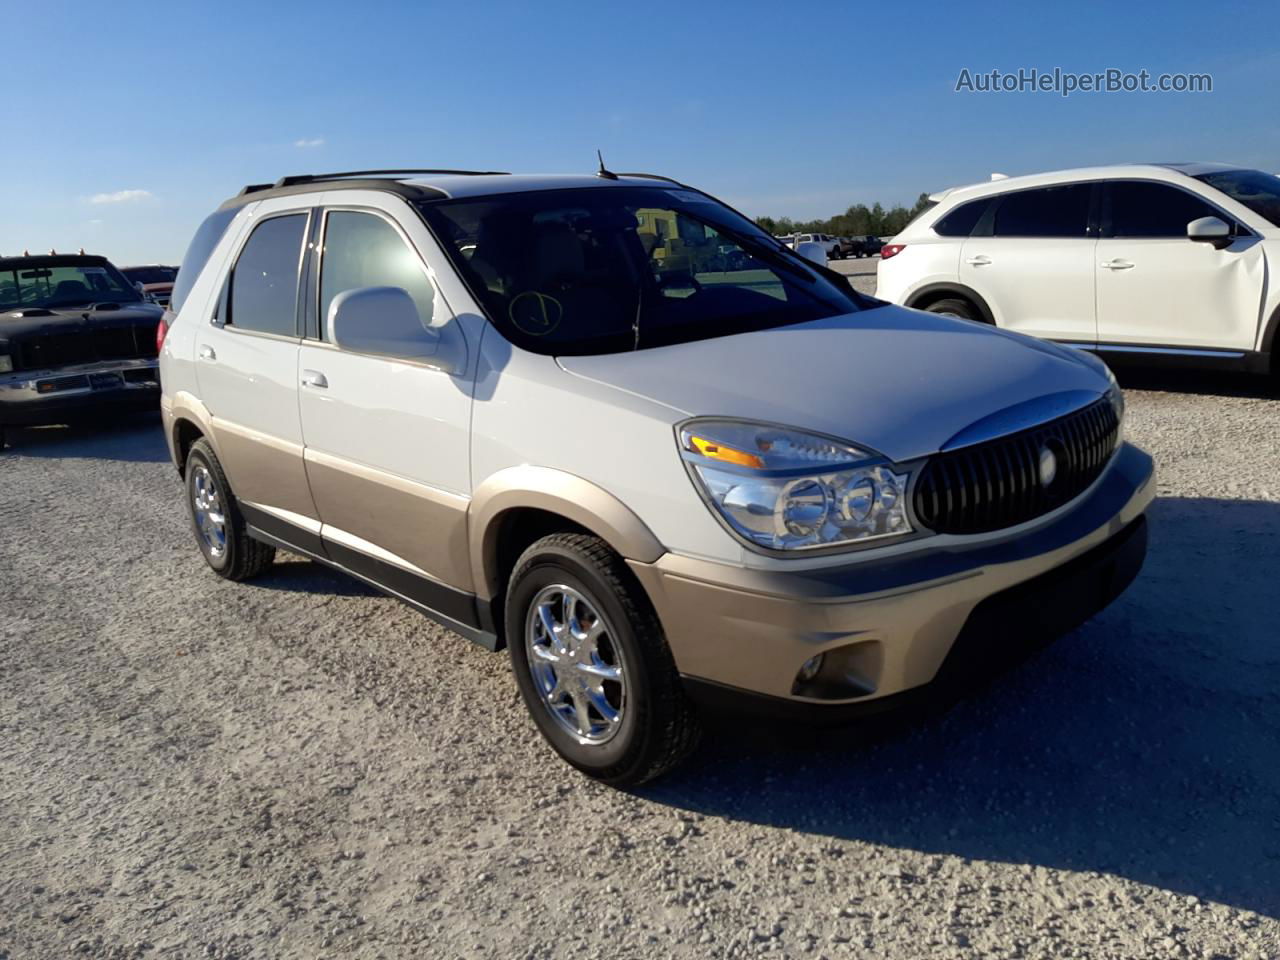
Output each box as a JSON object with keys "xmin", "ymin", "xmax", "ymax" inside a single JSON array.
[{"xmin": 914, "ymin": 398, "xmax": 1120, "ymax": 535}]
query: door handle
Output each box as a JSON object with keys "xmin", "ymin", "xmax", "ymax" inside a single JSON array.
[
  {"xmin": 301, "ymin": 369, "xmax": 328, "ymax": 389},
  {"xmin": 1100, "ymin": 259, "xmax": 1135, "ymax": 270},
  {"xmin": 198, "ymin": 345, "xmax": 216, "ymax": 361},
  {"xmin": 965, "ymin": 255, "xmax": 991, "ymax": 266}
]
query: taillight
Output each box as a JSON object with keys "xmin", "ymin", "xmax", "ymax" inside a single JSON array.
[
  {"xmin": 880, "ymin": 243, "xmax": 906, "ymax": 260},
  {"xmin": 156, "ymin": 315, "xmax": 170, "ymax": 353}
]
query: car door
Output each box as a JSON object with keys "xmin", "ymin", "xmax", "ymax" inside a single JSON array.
[
  {"xmin": 1094, "ymin": 179, "xmax": 1266, "ymax": 350},
  {"xmin": 296, "ymin": 197, "xmax": 476, "ymax": 618},
  {"xmin": 194, "ymin": 199, "xmax": 319, "ymax": 532},
  {"xmin": 959, "ymin": 182, "xmax": 1098, "ymax": 344}
]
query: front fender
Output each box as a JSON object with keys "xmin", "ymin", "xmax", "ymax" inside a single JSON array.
[{"xmin": 468, "ymin": 465, "xmax": 666, "ymax": 602}]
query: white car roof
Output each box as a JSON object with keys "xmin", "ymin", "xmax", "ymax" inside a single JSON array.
[{"xmin": 927, "ymin": 161, "xmax": 1247, "ymax": 205}]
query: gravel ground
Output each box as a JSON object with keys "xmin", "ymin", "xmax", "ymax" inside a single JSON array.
[{"xmin": 2, "ymin": 296, "xmax": 1278, "ymax": 958}]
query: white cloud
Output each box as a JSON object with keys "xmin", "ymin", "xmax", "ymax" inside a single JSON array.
[
  {"xmin": 294, "ymin": 137, "xmax": 326, "ymax": 148},
  {"xmin": 90, "ymin": 189, "xmax": 152, "ymax": 205}
]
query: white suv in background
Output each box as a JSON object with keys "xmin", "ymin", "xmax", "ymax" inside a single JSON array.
[{"xmin": 876, "ymin": 163, "xmax": 1280, "ymax": 378}]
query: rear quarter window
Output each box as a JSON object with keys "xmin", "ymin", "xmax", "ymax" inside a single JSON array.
[
  {"xmin": 933, "ymin": 198, "xmax": 989, "ymax": 237},
  {"xmin": 170, "ymin": 207, "xmax": 237, "ymax": 315}
]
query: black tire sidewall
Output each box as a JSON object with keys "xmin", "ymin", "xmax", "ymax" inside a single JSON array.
[
  {"xmin": 506, "ymin": 548, "xmax": 652, "ymax": 777},
  {"xmin": 926, "ymin": 298, "xmax": 979, "ymax": 322}
]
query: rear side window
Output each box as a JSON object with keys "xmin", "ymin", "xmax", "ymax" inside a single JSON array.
[
  {"xmin": 1105, "ymin": 181, "xmax": 1223, "ymax": 237},
  {"xmin": 934, "ymin": 199, "xmax": 988, "ymax": 237},
  {"xmin": 993, "ymin": 184, "xmax": 1091, "ymax": 237},
  {"xmin": 227, "ymin": 214, "xmax": 307, "ymax": 337},
  {"xmin": 318, "ymin": 211, "xmax": 439, "ymax": 337},
  {"xmin": 170, "ymin": 207, "xmax": 236, "ymax": 315}
]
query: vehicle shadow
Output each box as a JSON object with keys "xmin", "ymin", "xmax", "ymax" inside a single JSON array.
[
  {"xmin": 2, "ymin": 413, "xmax": 170, "ymax": 463},
  {"xmin": 1113, "ymin": 364, "xmax": 1276, "ymax": 399},
  {"xmin": 642, "ymin": 496, "xmax": 1280, "ymax": 918},
  {"xmin": 250, "ymin": 556, "xmax": 380, "ymax": 598}
]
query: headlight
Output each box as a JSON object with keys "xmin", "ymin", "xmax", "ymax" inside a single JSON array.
[
  {"xmin": 0, "ymin": 354, "xmax": 12, "ymax": 374},
  {"xmin": 1104, "ymin": 366, "xmax": 1125, "ymax": 436},
  {"xmin": 678, "ymin": 420, "xmax": 915, "ymax": 552}
]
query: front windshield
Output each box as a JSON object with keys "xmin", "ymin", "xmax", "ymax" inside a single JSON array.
[
  {"xmin": 0, "ymin": 258, "xmax": 142, "ymax": 311},
  {"xmin": 416, "ymin": 186, "xmax": 863, "ymax": 355},
  {"xmin": 1194, "ymin": 169, "xmax": 1280, "ymax": 227}
]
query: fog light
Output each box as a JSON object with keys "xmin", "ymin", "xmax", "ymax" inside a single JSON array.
[{"xmin": 796, "ymin": 653, "xmax": 824, "ymax": 684}]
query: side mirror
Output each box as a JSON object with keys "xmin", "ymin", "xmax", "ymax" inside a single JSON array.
[
  {"xmin": 329, "ymin": 286, "xmax": 453, "ymax": 371},
  {"xmin": 134, "ymin": 280, "xmax": 146, "ymax": 294},
  {"xmin": 1187, "ymin": 216, "xmax": 1232, "ymax": 249},
  {"xmin": 794, "ymin": 240, "xmax": 828, "ymax": 266}
]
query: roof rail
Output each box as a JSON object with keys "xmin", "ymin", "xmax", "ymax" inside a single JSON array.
[
  {"xmin": 269, "ymin": 168, "xmax": 510, "ymax": 189},
  {"xmin": 616, "ymin": 172, "xmax": 688, "ymax": 187}
]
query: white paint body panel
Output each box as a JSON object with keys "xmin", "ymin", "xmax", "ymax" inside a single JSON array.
[
  {"xmin": 958, "ymin": 237, "xmax": 1098, "ymax": 342},
  {"xmin": 1094, "ymin": 235, "xmax": 1268, "ymax": 349},
  {"xmin": 468, "ymin": 327, "xmax": 743, "ymax": 564},
  {"xmin": 556, "ymin": 306, "xmax": 1110, "ymax": 465},
  {"xmin": 299, "ymin": 192, "xmax": 475, "ymax": 500},
  {"xmin": 190, "ymin": 197, "xmax": 315, "ymax": 517}
]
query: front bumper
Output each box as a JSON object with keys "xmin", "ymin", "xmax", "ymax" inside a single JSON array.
[
  {"xmin": 628, "ymin": 441, "xmax": 1155, "ymax": 714},
  {"xmin": 0, "ymin": 359, "xmax": 159, "ymax": 426}
]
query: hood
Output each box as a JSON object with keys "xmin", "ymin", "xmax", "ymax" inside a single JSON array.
[
  {"xmin": 0, "ymin": 301, "xmax": 162, "ymax": 342},
  {"xmin": 557, "ymin": 304, "xmax": 1111, "ymax": 463}
]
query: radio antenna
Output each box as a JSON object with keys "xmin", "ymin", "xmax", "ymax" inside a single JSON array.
[{"xmin": 596, "ymin": 150, "xmax": 618, "ymax": 180}]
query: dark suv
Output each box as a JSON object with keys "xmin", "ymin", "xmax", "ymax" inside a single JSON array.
[{"xmin": 0, "ymin": 253, "xmax": 163, "ymax": 448}]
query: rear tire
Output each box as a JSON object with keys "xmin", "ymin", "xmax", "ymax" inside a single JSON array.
[
  {"xmin": 506, "ymin": 533, "xmax": 700, "ymax": 786},
  {"xmin": 184, "ymin": 438, "xmax": 275, "ymax": 581},
  {"xmin": 923, "ymin": 297, "xmax": 981, "ymax": 322}
]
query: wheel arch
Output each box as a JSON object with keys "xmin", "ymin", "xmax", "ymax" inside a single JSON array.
[
  {"xmin": 904, "ymin": 282, "xmax": 998, "ymax": 325},
  {"xmin": 167, "ymin": 390, "xmax": 218, "ymax": 475},
  {"xmin": 1260, "ymin": 299, "xmax": 1280, "ymax": 371},
  {"xmin": 469, "ymin": 466, "xmax": 666, "ymax": 608}
]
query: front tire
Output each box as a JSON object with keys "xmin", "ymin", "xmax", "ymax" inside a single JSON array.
[
  {"xmin": 506, "ymin": 533, "xmax": 700, "ymax": 786},
  {"xmin": 184, "ymin": 438, "xmax": 275, "ymax": 581}
]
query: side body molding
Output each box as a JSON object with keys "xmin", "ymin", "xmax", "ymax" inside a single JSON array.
[{"xmin": 469, "ymin": 465, "xmax": 667, "ymax": 602}]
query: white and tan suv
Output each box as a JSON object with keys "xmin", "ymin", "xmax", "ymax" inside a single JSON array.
[{"xmin": 160, "ymin": 168, "xmax": 1154, "ymax": 784}]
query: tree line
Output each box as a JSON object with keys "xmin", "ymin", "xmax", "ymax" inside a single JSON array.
[{"xmin": 755, "ymin": 193, "xmax": 934, "ymax": 238}]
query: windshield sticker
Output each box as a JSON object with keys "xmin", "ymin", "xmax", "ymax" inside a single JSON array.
[
  {"xmin": 666, "ymin": 190, "xmax": 715, "ymax": 204},
  {"xmin": 80, "ymin": 267, "xmax": 108, "ymax": 275}
]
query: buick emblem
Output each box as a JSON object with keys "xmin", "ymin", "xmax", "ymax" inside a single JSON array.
[{"xmin": 1038, "ymin": 445, "xmax": 1058, "ymax": 488}]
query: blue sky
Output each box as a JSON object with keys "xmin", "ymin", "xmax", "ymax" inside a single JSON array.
[{"xmin": 4, "ymin": 0, "xmax": 1277, "ymax": 263}]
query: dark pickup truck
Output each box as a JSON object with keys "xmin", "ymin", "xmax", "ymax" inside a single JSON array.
[{"xmin": 0, "ymin": 254, "xmax": 163, "ymax": 449}]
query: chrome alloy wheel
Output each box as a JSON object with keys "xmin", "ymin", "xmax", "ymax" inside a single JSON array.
[
  {"xmin": 525, "ymin": 584, "xmax": 627, "ymax": 744},
  {"xmin": 190, "ymin": 464, "xmax": 228, "ymax": 560}
]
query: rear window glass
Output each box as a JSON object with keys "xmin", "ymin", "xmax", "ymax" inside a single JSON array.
[
  {"xmin": 170, "ymin": 208, "xmax": 236, "ymax": 314},
  {"xmin": 993, "ymin": 185, "xmax": 1092, "ymax": 238},
  {"xmin": 227, "ymin": 214, "xmax": 307, "ymax": 337},
  {"xmin": 122, "ymin": 266, "xmax": 178, "ymax": 285},
  {"xmin": 934, "ymin": 199, "xmax": 988, "ymax": 237}
]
